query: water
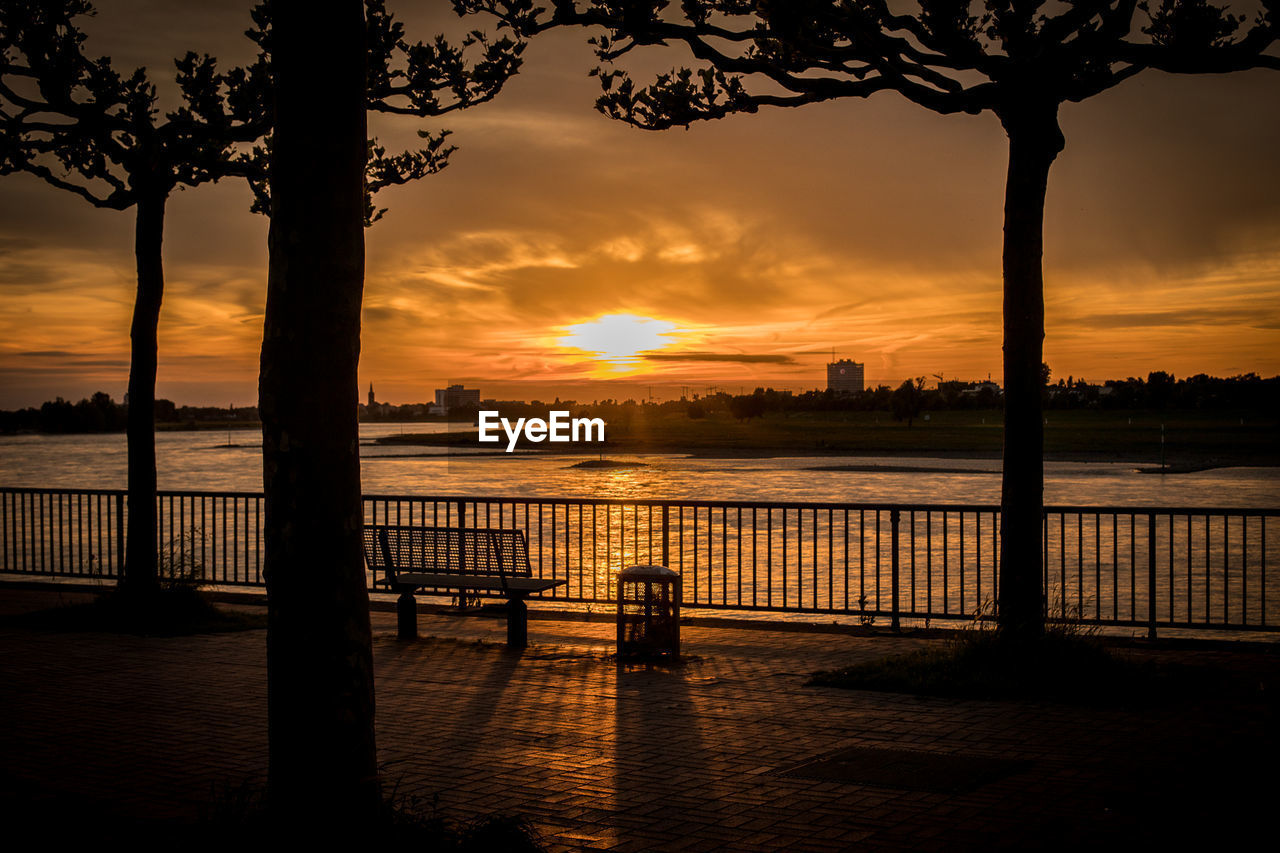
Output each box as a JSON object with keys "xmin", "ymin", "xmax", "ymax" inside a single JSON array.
[
  {"xmin": 2, "ymin": 426, "xmax": 1278, "ymax": 633},
  {"xmin": 1, "ymin": 423, "xmax": 1277, "ymax": 507}
]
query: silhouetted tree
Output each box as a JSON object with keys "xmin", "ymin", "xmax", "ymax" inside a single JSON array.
[
  {"xmin": 463, "ymin": 0, "xmax": 1279, "ymax": 638},
  {"xmin": 261, "ymin": 0, "xmax": 377, "ymax": 825},
  {"xmin": 238, "ymin": 0, "xmax": 526, "ymax": 224},
  {"xmin": 1, "ymin": 0, "xmax": 517, "ymax": 600},
  {"xmin": 1147, "ymin": 370, "xmax": 1174, "ymax": 408},
  {"xmin": 728, "ymin": 393, "xmax": 766, "ymax": 421},
  {"xmin": 259, "ymin": 0, "xmax": 528, "ymax": 826},
  {"xmin": 0, "ymin": 0, "xmax": 270, "ymax": 594},
  {"xmin": 891, "ymin": 377, "xmax": 926, "ymax": 427}
]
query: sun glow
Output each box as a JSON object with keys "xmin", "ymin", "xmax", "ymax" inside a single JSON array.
[{"xmin": 557, "ymin": 313, "xmax": 681, "ymax": 374}]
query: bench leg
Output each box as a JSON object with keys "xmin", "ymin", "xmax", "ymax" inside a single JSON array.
[
  {"xmin": 507, "ymin": 593, "xmax": 528, "ymax": 649},
  {"xmin": 397, "ymin": 591, "xmax": 418, "ymax": 640}
]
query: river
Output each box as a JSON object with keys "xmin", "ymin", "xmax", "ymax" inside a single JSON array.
[{"xmin": 1, "ymin": 423, "xmax": 1277, "ymax": 507}]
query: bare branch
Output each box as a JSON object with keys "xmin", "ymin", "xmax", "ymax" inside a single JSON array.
[
  {"xmin": 1061, "ymin": 60, "xmax": 1147, "ymax": 100},
  {"xmin": 5, "ymin": 157, "xmax": 131, "ymax": 209}
]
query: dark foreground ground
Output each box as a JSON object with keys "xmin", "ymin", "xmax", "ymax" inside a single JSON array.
[{"xmin": 1, "ymin": 583, "xmax": 1276, "ymax": 851}]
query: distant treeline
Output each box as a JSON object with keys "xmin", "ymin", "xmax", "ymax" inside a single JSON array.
[
  {"xmin": 714, "ymin": 371, "xmax": 1280, "ymax": 418},
  {"xmin": 702, "ymin": 372, "xmax": 1279, "ymax": 421},
  {"xmin": 1041, "ymin": 371, "xmax": 1278, "ymax": 412},
  {"xmin": 4, "ymin": 372, "xmax": 1276, "ymax": 434},
  {"xmin": 447, "ymin": 372, "xmax": 1279, "ymax": 426},
  {"xmin": 0, "ymin": 392, "xmax": 258, "ymax": 434}
]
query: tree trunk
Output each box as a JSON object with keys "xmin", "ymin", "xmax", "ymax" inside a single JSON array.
[
  {"xmin": 122, "ymin": 192, "xmax": 166, "ymax": 594},
  {"xmin": 260, "ymin": 0, "xmax": 378, "ymax": 825},
  {"xmin": 996, "ymin": 103, "xmax": 1064, "ymax": 640}
]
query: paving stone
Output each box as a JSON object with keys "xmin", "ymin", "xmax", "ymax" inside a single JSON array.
[{"xmin": 1, "ymin": 584, "xmax": 1276, "ymax": 849}]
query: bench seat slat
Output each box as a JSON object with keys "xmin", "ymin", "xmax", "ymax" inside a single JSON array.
[
  {"xmin": 364, "ymin": 524, "xmax": 564, "ymax": 594},
  {"xmin": 391, "ymin": 573, "xmax": 565, "ymax": 593},
  {"xmin": 364, "ymin": 525, "xmax": 534, "ymax": 579}
]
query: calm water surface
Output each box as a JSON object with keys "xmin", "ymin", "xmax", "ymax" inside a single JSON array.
[{"xmin": 1, "ymin": 424, "xmax": 1276, "ymax": 507}]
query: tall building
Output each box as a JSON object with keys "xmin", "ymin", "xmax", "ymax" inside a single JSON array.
[
  {"xmin": 368, "ymin": 383, "xmax": 376, "ymax": 408},
  {"xmin": 827, "ymin": 359, "xmax": 865, "ymax": 394},
  {"xmin": 434, "ymin": 384, "xmax": 481, "ymax": 413}
]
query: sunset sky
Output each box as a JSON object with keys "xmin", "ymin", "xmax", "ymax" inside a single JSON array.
[{"xmin": 1, "ymin": 1, "xmax": 1278, "ymax": 408}]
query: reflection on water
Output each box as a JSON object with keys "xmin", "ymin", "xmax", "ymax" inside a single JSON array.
[{"xmin": 1, "ymin": 424, "xmax": 1277, "ymax": 507}]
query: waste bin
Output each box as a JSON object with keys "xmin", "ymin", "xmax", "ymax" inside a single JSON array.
[{"xmin": 616, "ymin": 564, "xmax": 681, "ymax": 658}]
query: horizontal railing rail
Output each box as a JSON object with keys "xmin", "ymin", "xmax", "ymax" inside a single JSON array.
[{"xmin": 2, "ymin": 486, "xmax": 1276, "ymax": 636}]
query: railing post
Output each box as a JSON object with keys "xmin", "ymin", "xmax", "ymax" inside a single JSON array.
[
  {"xmin": 1148, "ymin": 512, "xmax": 1157, "ymax": 640},
  {"xmin": 890, "ymin": 508, "xmax": 901, "ymax": 632},
  {"xmin": 454, "ymin": 500, "xmax": 468, "ymax": 584},
  {"xmin": 662, "ymin": 504, "xmax": 670, "ymax": 568},
  {"xmin": 115, "ymin": 492, "xmax": 125, "ymax": 584}
]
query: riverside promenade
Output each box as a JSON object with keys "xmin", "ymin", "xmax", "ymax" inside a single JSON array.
[{"xmin": 1, "ymin": 583, "xmax": 1275, "ymax": 851}]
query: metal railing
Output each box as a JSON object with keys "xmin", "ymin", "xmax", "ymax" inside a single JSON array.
[{"xmin": 2, "ymin": 486, "xmax": 1276, "ymax": 635}]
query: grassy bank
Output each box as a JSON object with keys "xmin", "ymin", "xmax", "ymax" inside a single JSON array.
[
  {"xmin": 808, "ymin": 626, "xmax": 1279, "ymax": 707},
  {"xmin": 2, "ymin": 586, "xmax": 267, "ymax": 635}
]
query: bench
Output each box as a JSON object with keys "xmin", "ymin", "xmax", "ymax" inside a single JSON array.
[{"xmin": 363, "ymin": 524, "xmax": 565, "ymax": 648}]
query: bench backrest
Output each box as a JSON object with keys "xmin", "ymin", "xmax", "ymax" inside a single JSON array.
[{"xmin": 363, "ymin": 525, "xmax": 532, "ymax": 586}]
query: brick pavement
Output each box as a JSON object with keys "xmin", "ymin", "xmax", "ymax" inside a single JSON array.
[{"xmin": 0, "ymin": 584, "xmax": 1275, "ymax": 850}]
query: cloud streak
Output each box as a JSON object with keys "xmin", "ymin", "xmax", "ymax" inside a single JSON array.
[{"xmin": 641, "ymin": 352, "xmax": 798, "ymax": 364}]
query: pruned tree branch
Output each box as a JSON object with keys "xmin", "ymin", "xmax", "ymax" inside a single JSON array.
[
  {"xmin": 237, "ymin": 0, "xmax": 525, "ymax": 225},
  {"xmin": 1, "ymin": 0, "xmax": 271, "ymax": 208},
  {"xmin": 232, "ymin": 128, "xmax": 458, "ymax": 227},
  {"xmin": 457, "ymin": 1, "xmax": 1278, "ymax": 127},
  {"xmin": 0, "ymin": 154, "xmax": 128, "ymax": 208}
]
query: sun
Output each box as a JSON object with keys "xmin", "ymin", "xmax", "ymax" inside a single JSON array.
[{"xmin": 558, "ymin": 313, "xmax": 680, "ymax": 374}]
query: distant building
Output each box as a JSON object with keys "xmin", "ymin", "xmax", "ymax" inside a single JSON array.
[
  {"xmin": 959, "ymin": 380, "xmax": 1002, "ymax": 399},
  {"xmin": 363, "ymin": 383, "xmax": 392, "ymax": 417},
  {"xmin": 435, "ymin": 384, "xmax": 481, "ymax": 414},
  {"xmin": 827, "ymin": 359, "xmax": 865, "ymax": 394}
]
